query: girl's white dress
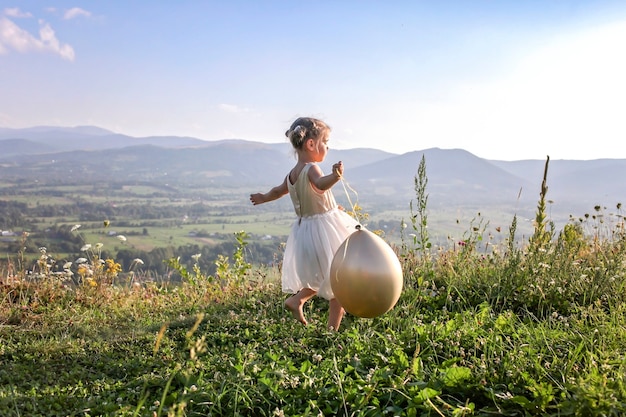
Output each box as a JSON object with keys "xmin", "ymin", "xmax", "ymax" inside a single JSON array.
[{"xmin": 282, "ymin": 163, "xmax": 360, "ymax": 300}]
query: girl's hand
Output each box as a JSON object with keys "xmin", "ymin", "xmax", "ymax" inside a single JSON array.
[
  {"xmin": 332, "ymin": 161, "xmax": 344, "ymax": 178},
  {"xmin": 250, "ymin": 193, "xmax": 264, "ymax": 205}
]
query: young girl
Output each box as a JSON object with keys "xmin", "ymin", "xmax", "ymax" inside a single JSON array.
[{"xmin": 250, "ymin": 117, "xmax": 359, "ymax": 330}]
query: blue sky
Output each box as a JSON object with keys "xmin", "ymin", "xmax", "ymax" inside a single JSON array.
[{"xmin": 1, "ymin": 1, "xmax": 625, "ymax": 160}]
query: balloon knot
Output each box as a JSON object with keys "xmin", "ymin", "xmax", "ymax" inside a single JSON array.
[{"xmin": 355, "ymin": 224, "xmax": 362, "ymax": 230}]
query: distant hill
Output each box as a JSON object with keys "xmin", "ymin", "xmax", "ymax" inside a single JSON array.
[
  {"xmin": 0, "ymin": 138, "xmax": 58, "ymax": 157},
  {"xmin": 489, "ymin": 158, "xmax": 626, "ymax": 210},
  {"xmin": 0, "ymin": 125, "xmax": 207, "ymax": 152},
  {"xmin": 1, "ymin": 125, "xmax": 624, "ymax": 229}
]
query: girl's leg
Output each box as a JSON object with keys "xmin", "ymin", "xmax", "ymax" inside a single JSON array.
[
  {"xmin": 327, "ymin": 298, "xmax": 345, "ymax": 331},
  {"xmin": 284, "ymin": 288, "xmax": 316, "ymax": 325}
]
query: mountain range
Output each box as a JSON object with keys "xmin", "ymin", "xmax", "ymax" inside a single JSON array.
[{"xmin": 1, "ymin": 126, "xmax": 624, "ymax": 230}]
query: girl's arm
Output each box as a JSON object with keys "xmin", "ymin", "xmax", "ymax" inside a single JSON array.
[
  {"xmin": 250, "ymin": 178, "xmax": 288, "ymax": 205},
  {"xmin": 308, "ymin": 162, "xmax": 342, "ymax": 191}
]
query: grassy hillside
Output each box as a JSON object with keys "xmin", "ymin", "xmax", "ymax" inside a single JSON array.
[
  {"xmin": 1, "ymin": 199, "xmax": 626, "ymax": 416},
  {"xmin": 1, "ymin": 160, "xmax": 626, "ymax": 416}
]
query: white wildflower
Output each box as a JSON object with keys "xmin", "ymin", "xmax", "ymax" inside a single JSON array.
[
  {"xmin": 95, "ymin": 243, "xmax": 104, "ymax": 249},
  {"xmin": 133, "ymin": 258, "xmax": 144, "ymax": 265},
  {"xmin": 75, "ymin": 257, "xmax": 88, "ymax": 264},
  {"xmin": 495, "ymin": 392, "xmax": 514, "ymax": 400},
  {"xmin": 289, "ymin": 375, "xmax": 300, "ymax": 388},
  {"xmin": 70, "ymin": 224, "xmax": 81, "ymax": 232},
  {"xmin": 191, "ymin": 253, "xmax": 201, "ymax": 262},
  {"xmin": 81, "ymin": 244, "xmax": 92, "ymax": 251},
  {"xmin": 116, "ymin": 235, "xmax": 127, "ymax": 242},
  {"xmin": 63, "ymin": 262, "xmax": 73, "ymax": 269}
]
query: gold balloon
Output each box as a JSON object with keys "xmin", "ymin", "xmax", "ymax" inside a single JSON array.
[{"xmin": 330, "ymin": 227, "xmax": 403, "ymax": 318}]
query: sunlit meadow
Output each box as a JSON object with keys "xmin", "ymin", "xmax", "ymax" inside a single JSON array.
[{"xmin": 1, "ymin": 156, "xmax": 625, "ymax": 416}]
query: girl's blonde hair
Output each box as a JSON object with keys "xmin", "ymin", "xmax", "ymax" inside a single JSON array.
[{"xmin": 285, "ymin": 117, "xmax": 331, "ymax": 149}]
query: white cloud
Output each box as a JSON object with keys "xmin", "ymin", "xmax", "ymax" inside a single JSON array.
[
  {"xmin": 0, "ymin": 17, "xmax": 34, "ymax": 54},
  {"xmin": 64, "ymin": 7, "xmax": 91, "ymax": 20},
  {"xmin": 0, "ymin": 16, "xmax": 75, "ymax": 61},
  {"xmin": 38, "ymin": 19, "xmax": 75, "ymax": 60},
  {"xmin": 3, "ymin": 8, "xmax": 32, "ymax": 18}
]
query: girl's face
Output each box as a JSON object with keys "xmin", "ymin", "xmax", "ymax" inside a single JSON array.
[{"xmin": 312, "ymin": 135, "xmax": 329, "ymax": 162}]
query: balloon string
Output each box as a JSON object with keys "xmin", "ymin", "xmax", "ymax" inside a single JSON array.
[{"xmin": 337, "ymin": 174, "xmax": 360, "ymax": 222}]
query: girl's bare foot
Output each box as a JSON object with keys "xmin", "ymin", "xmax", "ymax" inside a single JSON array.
[{"xmin": 284, "ymin": 296, "xmax": 307, "ymax": 325}]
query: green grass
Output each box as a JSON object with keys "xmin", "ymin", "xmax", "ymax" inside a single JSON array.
[
  {"xmin": 2, "ymin": 209, "xmax": 626, "ymax": 416},
  {"xmin": 1, "ymin": 278, "xmax": 625, "ymax": 416}
]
